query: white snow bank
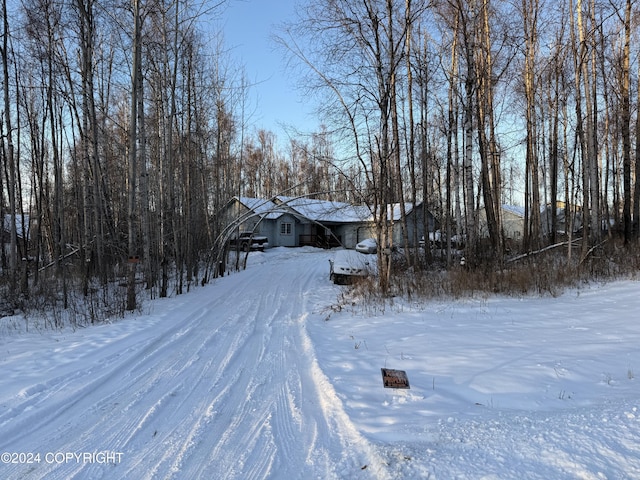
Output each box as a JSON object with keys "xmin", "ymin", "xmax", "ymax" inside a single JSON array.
[{"xmin": 0, "ymin": 247, "xmax": 639, "ymax": 479}]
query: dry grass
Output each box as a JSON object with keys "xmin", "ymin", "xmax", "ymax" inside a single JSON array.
[{"xmin": 388, "ymin": 237, "xmax": 640, "ymax": 300}]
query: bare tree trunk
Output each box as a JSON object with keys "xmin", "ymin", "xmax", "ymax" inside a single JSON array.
[
  {"xmin": 635, "ymin": 27, "xmax": 640, "ymax": 241},
  {"xmin": 387, "ymin": 0, "xmax": 410, "ymax": 264},
  {"xmin": 459, "ymin": 1, "xmax": 477, "ymax": 263},
  {"xmin": 478, "ymin": 0, "xmax": 503, "ymax": 256},
  {"xmin": 446, "ymin": 16, "xmax": 460, "ymax": 266},
  {"xmin": 570, "ymin": 0, "xmax": 589, "ymax": 252},
  {"xmin": 548, "ymin": 66, "xmax": 560, "ymax": 246},
  {"xmin": 415, "ymin": 35, "xmax": 433, "ymax": 266},
  {"xmin": 620, "ymin": 0, "xmax": 632, "ymax": 243},
  {"xmin": 577, "ymin": 0, "xmax": 600, "ymax": 246},
  {"xmin": 139, "ymin": 50, "xmax": 152, "ymax": 293},
  {"xmin": 1, "ymin": 0, "xmax": 18, "ymax": 292},
  {"xmin": 522, "ymin": 0, "xmax": 542, "ymax": 251},
  {"xmin": 126, "ymin": 0, "xmax": 142, "ymax": 311},
  {"xmin": 596, "ymin": 16, "xmax": 612, "ymax": 241},
  {"xmin": 42, "ymin": 6, "xmax": 68, "ymax": 304},
  {"xmin": 405, "ymin": 0, "xmax": 419, "ymax": 264}
]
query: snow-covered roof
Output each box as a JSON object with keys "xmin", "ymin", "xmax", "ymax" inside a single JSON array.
[
  {"xmin": 274, "ymin": 196, "xmax": 371, "ymax": 223},
  {"xmin": 384, "ymin": 203, "xmax": 420, "ymax": 222},
  {"xmin": 3, "ymin": 214, "xmax": 30, "ymax": 239},
  {"xmin": 234, "ymin": 196, "xmax": 422, "ymax": 225},
  {"xmin": 502, "ymin": 205, "xmax": 525, "ymax": 218},
  {"xmin": 236, "ymin": 197, "xmax": 287, "ymax": 220}
]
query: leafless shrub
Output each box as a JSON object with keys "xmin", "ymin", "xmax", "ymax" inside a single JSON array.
[
  {"xmin": 3, "ymin": 274, "xmax": 139, "ymax": 335},
  {"xmin": 382, "ymin": 238, "xmax": 640, "ymax": 301}
]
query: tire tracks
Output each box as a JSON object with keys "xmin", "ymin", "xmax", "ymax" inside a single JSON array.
[{"xmin": 1, "ymin": 250, "xmax": 387, "ymax": 480}]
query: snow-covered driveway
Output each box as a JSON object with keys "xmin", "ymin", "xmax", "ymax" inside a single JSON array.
[
  {"xmin": 0, "ymin": 249, "xmax": 380, "ymax": 480},
  {"xmin": 3, "ymin": 247, "xmax": 640, "ymax": 479}
]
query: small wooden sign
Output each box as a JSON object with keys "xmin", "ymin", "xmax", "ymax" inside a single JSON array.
[{"xmin": 381, "ymin": 368, "xmax": 410, "ymax": 389}]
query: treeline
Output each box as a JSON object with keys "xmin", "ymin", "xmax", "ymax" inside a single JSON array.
[
  {"xmin": 277, "ymin": 0, "xmax": 640, "ymax": 290},
  {"xmin": 0, "ymin": 0, "xmax": 349, "ymax": 311},
  {"xmin": 1, "ymin": 0, "xmax": 640, "ymax": 309}
]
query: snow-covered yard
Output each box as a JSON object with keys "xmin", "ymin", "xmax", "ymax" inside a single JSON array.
[{"xmin": 1, "ymin": 247, "xmax": 639, "ymax": 479}]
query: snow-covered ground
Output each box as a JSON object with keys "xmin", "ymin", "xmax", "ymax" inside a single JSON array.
[{"xmin": 1, "ymin": 247, "xmax": 639, "ymax": 479}]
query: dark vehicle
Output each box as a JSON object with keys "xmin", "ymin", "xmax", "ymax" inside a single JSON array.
[{"xmin": 228, "ymin": 232, "xmax": 269, "ymax": 252}]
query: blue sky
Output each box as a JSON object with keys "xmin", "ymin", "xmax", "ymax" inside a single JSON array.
[{"xmin": 223, "ymin": 0, "xmax": 319, "ymax": 142}]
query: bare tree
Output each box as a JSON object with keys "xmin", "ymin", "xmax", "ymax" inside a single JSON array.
[
  {"xmin": 451, "ymin": 0, "xmax": 480, "ymax": 262},
  {"xmin": 521, "ymin": 0, "xmax": 542, "ymax": 251},
  {"xmin": 574, "ymin": 0, "xmax": 600, "ymax": 248},
  {"xmin": 1, "ymin": 0, "xmax": 18, "ymax": 292},
  {"xmin": 126, "ymin": 0, "xmax": 142, "ymax": 311},
  {"xmin": 20, "ymin": 0, "xmax": 68, "ymax": 301},
  {"xmin": 279, "ymin": 0, "xmax": 433, "ymax": 290},
  {"xmin": 475, "ymin": 0, "xmax": 503, "ymax": 256},
  {"xmin": 619, "ymin": 0, "xmax": 632, "ymax": 243}
]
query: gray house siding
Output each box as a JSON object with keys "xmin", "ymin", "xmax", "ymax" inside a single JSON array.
[
  {"xmin": 337, "ymin": 224, "xmax": 374, "ymax": 248},
  {"xmin": 479, "ymin": 205, "xmax": 524, "ymax": 241},
  {"xmin": 259, "ymin": 220, "xmax": 278, "ymax": 247},
  {"xmin": 276, "ymin": 214, "xmax": 298, "ymax": 247},
  {"xmin": 222, "ymin": 199, "xmax": 264, "ymax": 235},
  {"xmin": 394, "ymin": 203, "xmax": 429, "ymax": 247}
]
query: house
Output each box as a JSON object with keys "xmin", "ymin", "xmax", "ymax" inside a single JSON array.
[
  {"xmin": 541, "ymin": 202, "xmax": 582, "ymax": 237},
  {"xmin": 272, "ymin": 196, "xmax": 371, "ymax": 248},
  {"xmin": 478, "ymin": 205, "xmax": 525, "ymax": 241},
  {"xmin": 479, "ymin": 203, "xmax": 583, "ymax": 244},
  {"xmin": 220, "ymin": 196, "xmax": 433, "ymax": 249},
  {"xmin": 2, "ymin": 213, "xmax": 31, "ymax": 260},
  {"xmin": 501, "ymin": 205, "xmax": 526, "ymax": 241}
]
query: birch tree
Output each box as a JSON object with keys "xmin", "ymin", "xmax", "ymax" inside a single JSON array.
[
  {"xmin": 522, "ymin": 0, "xmax": 542, "ymax": 251},
  {"xmin": 1, "ymin": 0, "xmax": 18, "ymax": 292},
  {"xmin": 126, "ymin": 0, "xmax": 142, "ymax": 311},
  {"xmin": 619, "ymin": 0, "xmax": 631, "ymax": 243}
]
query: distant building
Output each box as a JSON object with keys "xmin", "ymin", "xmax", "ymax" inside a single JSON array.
[
  {"xmin": 478, "ymin": 203, "xmax": 583, "ymax": 245},
  {"xmin": 541, "ymin": 202, "xmax": 582, "ymax": 237},
  {"xmin": 2, "ymin": 213, "xmax": 31, "ymax": 260},
  {"xmin": 220, "ymin": 196, "xmax": 434, "ymax": 249},
  {"xmin": 479, "ymin": 205, "xmax": 525, "ymax": 241}
]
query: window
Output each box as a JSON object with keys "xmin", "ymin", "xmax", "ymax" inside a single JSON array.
[{"xmin": 280, "ymin": 222, "xmax": 292, "ymax": 235}]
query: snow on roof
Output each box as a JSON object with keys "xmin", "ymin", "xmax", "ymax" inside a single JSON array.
[
  {"xmin": 237, "ymin": 197, "xmax": 275, "ymax": 214},
  {"xmin": 235, "ymin": 196, "xmax": 421, "ymax": 224},
  {"xmin": 502, "ymin": 205, "xmax": 525, "ymax": 218},
  {"xmin": 3, "ymin": 213, "xmax": 30, "ymax": 239},
  {"xmin": 236, "ymin": 197, "xmax": 287, "ymax": 220},
  {"xmin": 386, "ymin": 203, "xmax": 419, "ymax": 221},
  {"xmin": 275, "ymin": 196, "xmax": 371, "ymax": 223}
]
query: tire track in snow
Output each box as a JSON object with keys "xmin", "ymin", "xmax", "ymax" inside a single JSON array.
[
  {"xmin": 1, "ymin": 250, "xmax": 388, "ymax": 480},
  {"xmin": 122, "ymin": 297, "xmax": 274, "ymax": 479},
  {"xmin": 177, "ymin": 268, "xmax": 295, "ymax": 480},
  {"xmin": 2, "ymin": 298, "xmax": 247, "ymax": 479},
  {"xmin": 164, "ymin": 283, "xmax": 283, "ymax": 479}
]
